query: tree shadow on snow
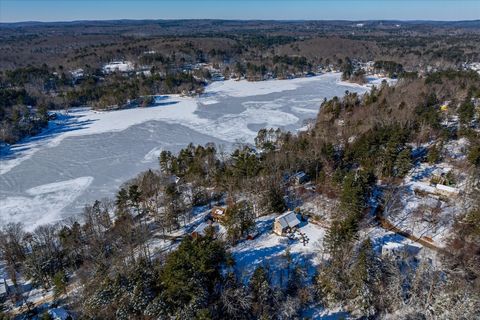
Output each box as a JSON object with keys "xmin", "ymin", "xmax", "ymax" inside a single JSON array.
[{"xmin": 0, "ymin": 114, "xmax": 96, "ymax": 161}]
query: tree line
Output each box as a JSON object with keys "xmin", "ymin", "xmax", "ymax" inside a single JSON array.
[{"xmin": 1, "ymin": 70, "xmax": 480, "ymax": 318}]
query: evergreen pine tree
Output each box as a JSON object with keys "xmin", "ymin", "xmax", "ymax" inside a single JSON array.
[
  {"xmin": 395, "ymin": 147, "xmax": 413, "ymax": 177},
  {"xmin": 349, "ymin": 238, "xmax": 380, "ymax": 317}
]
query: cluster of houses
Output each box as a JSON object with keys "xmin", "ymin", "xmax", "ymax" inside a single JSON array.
[
  {"xmin": 69, "ymin": 68, "xmax": 85, "ymax": 84},
  {"xmin": 65, "ymin": 56, "xmax": 480, "ymax": 98},
  {"xmin": 202, "ymin": 205, "xmax": 304, "ymax": 239},
  {"xmin": 349, "ymin": 60, "xmax": 375, "ymax": 75},
  {"xmin": 69, "ymin": 60, "xmax": 147, "ymax": 81},
  {"xmin": 195, "ymin": 171, "xmax": 311, "ymax": 240},
  {"xmin": 95, "ymin": 60, "xmax": 227, "ymax": 83},
  {"xmin": 182, "ymin": 62, "xmax": 225, "ymax": 81},
  {"xmin": 88, "ymin": 58, "xmax": 325, "ymax": 85},
  {"xmin": 65, "ymin": 57, "xmax": 398, "ymax": 93}
]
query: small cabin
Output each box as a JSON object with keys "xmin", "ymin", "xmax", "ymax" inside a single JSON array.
[
  {"xmin": 211, "ymin": 206, "xmax": 226, "ymax": 222},
  {"xmin": 169, "ymin": 175, "xmax": 181, "ymax": 185},
  {"xmin": 246, "ymin": 229, "xmax": 259, "ymax": 240},
  {"xmin": 273, "ymin": 211, "xmax": 301, "ymax": 236},
  {"xmin": 293, "ymin": 172, "xmax": 309, "ymax": 185}
]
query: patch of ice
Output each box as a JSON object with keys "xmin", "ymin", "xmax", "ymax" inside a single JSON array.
[
  {"xmin": 205, "ymin": 73, "xmax": 343, "ymax": 98},
  {"xmin": 0, "ymin": 114, "xmax": 73, "ymax": 175},
  {"xmin": 204, "ymin": 107, "xmax": 300, "ymax": 143},
  {"xmin": 200, "ymin": 99, "xmax": 220, "ymax": 105},
  {"xmin": 1, "ymin": 73, "xmax": 390, "ymax": 227},
  {"xmin": 0, "ymin": 96, "xmax": 203, "ymax": 175},
  {"xmin": 0, "ymin": 176, "xmax": 93, "ymax": 230},
  {"xmin": 292, "ymin": 106, "xmax": 319, "ymax": 114},
  {"xmin": 142, "ymin": 146, "xmax": 163, "ymax": 163}
]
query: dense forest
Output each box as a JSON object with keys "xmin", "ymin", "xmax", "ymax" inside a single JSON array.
[
  {"xmin": 2, "ymin": 19, "xmax": 480, "ymax": 144},
  {"xmin": 1, "ymin": 20, "xmax": 480, "ymax": 71},
  {"xmin": 1, "ymin": 70, "xmax": 479, "ymax": 319}
]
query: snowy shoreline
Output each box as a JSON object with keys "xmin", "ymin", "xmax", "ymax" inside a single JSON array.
[
  {"xmin": 0, "ymin": 72, "xmax": 389, "ymax": 229},
  {"xmin": 1, "ymin": 72, "xmax": 379, "ymax": 176}
]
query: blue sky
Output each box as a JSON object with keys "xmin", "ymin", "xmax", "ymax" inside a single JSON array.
[{"xmin": 1, "ymin": 1, "xmax": 479, "ymax": 23}]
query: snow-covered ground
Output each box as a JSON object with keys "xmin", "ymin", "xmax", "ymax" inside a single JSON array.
[
  {"xmin": 382, "ymin": 156, "xmax": 467, "ymax": 248},
  {"xmin": 231, "ymin": 214, "xmax": 326, "ymax": 284},
  {"xmin": 146, "ymin": 204, "xmax": 218, "ymax": 256},
  {"xmin": 0, "ymin": 73, "xmax": 383, "ymax": 230},
  {"xmin": 302, "ymin": 307, "xmax": 351, "ymax": 320}
]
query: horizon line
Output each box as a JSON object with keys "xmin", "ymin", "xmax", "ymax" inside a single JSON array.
[{"xmin": 2, "ymin": 18, "xmax": 480, "ymax": 25}]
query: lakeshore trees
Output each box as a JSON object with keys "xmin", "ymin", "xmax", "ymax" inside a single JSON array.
[{"xmin": 1, "ymin": 70, "xmax": 480, "ymax": 318}]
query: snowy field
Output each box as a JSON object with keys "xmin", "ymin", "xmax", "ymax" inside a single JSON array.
[
  {"xmin": 231, "ymin": 214, "xmax": 326, "ymax": 284},
  {"xmin": 0, "ymin": 73, "xmax": 384, "ymax": 230}
]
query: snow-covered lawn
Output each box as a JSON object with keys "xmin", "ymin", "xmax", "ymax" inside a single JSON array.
[
  {"xmin": 231, "ymin": 214, "xmax": 326, "ymax": 284},
  {"xmin": 367, "ymin": 227, "xmax": 422, "ymax": 255},
  {"xmin": 443, "ymin": 137, "xmax": 470, "ymax": 160},
  {"xmin": 382, "ymin": 157, "xmax": 467, "ymax": 248},
  {"xmin": 146, "ymin": 204, "xmax": 216, "ymax": 256}
]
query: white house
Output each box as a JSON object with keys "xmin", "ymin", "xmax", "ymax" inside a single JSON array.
[
  {"xmin": 70, "ymin": 68, "xmax": 84, "ymax": 79},
  {"xmin": 102, "ymin": 61, "xmax": 134, "ymax": 74}
]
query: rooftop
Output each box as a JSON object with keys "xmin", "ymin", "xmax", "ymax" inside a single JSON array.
[{"xmin": 276, "ymin": 211, "xmax": 301, "ymax": 229}]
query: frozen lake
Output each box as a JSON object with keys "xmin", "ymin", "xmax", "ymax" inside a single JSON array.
[{"xmin": 0, "ymin": 73, "xmax": 380, "ymax": 229}]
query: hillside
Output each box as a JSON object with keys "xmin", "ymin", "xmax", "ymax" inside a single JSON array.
[
  {"xmin": 1, "ymin": 70, "xmax": 479, "ymax": 319},
  {"xmin": 1, "ymin": 20, "xmax": 480, "ymax": 71}
]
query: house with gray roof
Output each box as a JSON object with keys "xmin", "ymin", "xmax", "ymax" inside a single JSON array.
[{"xmin": 273, "ymin": 211, "xmax": 301, "ymax": 235}]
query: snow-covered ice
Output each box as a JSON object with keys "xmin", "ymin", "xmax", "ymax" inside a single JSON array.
[
  {"xmin": 142, "ymin": 146, "xmax": 164, "ymax": 163},
  {"xmin": 205, "ymin": 74, "xmax": 334, "ymax": 98},
  {"xmin": 0, "ymin": 177, "xmax": 93, "ymax": 230},
  {"xmin": 1, "ymin": 73, "xmax": 380, "ymax": 228}
]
